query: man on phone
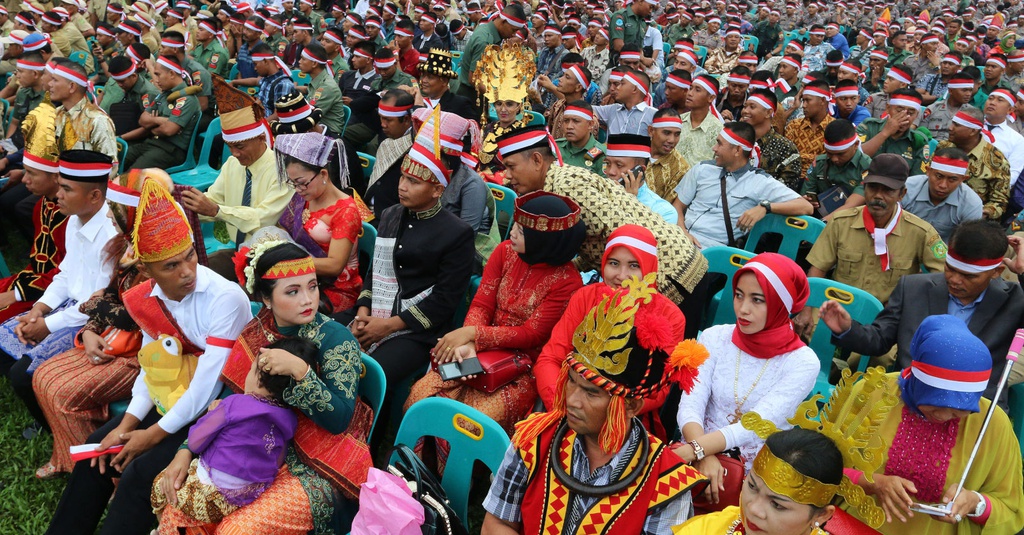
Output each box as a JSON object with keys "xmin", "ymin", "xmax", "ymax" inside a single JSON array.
[{"xmin": 603, "ymin": 132, "xmax": 678, "ymax": 223}]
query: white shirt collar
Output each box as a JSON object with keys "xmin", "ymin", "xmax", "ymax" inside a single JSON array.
[
  {"xmin": 149, "ymin": 261, "xmax": 212, "ymax": 303},
  {"xmin": 76, "ymin": 202, "xmax": 114, "ymax": 242}
]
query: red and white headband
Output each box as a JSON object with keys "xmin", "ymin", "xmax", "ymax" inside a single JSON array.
[
  {"xmin": 24, "ymin": 152, "xmax": 58, "ymax": 173},
  {"xmin": 374, "ymin": 56, "xmax": 396, "ymax": 69},
  {"xmin": 909, "ymin": 360, "xmax": 989, "ymax": 393},
  {"xmin": 666, "ymin": 73, "xmax": 690, "ymax": 89},
  {"xmin": 952, "ymin": 111, "xmax": 985, "ymax": 130},
  {"xmin": 947, "ymin": 78, "xmax": 974, "ymax": 90},
  {"xmin": 692, "ymin": 76, "xmax": 718, "ymax": 98},
  {"xmin": 987, "ymin": 57, "xmax": 1008, "ymax": 69},
  {"xmin": 59, "ymin": 159, "xmax": 113, "ymax": 180},
  {"xmin": 651, "ymin": 116, "xmax": 683, "ymax": 130},
  {"xmin": 780, "ymin": 56, "xmax": 800, "ymax": 69},
  {"xmin": 887, "ymin": 68, "xmax": 912, "ymax": 84},
  {"xmin": 889, "ymin": 95, "xmax": 921, "ymax": 111},
  {"xmin": 105, "ymin": 180, "xmax": 141, "ymax": 207},
  {"xmin": 870, "ymin": 50, "xmax": 889, "ymax": 61},
  {"xmin": 48, "ymin": 62, "xmax": 89, "ymax": 86},
  {"xmin": 563, "ymin": 105, "xmax": 593, "ymax": 121},
  {"xmin": 394, "ymin": 26, "xmax": 413, "ymax": 37},
  {"xmin": 408, "ymin": 143, "xmax": 450, "ymax": 186},
  {"xmin": 834, "ymin": 87, "xmax": 859, "ymax": 98},
  {"xmin": 622, "ymin": 71, "xmax": 648, "ymax": 96},
  {"xmin": 606, "ymin": 141, "xmax": 651, "ymax": 159},
  {"xmin": 727, "ymin": 74, "xmax": 750, "ymax": 85},
  {"xmin": 945, "ymin": 251, "xmax": 1003, "ymax": 273},
  {"xmin": 929, "ymin": 156, "xmax": 969, "ymax": 176},
  {"xmin": 16, "ymin": 59, "xmax": 44, "ymax": 71},
  {"xmin": 721, "ymin": 128, "xmax": 754, "ymax": 151},
  {"xmin": 499, "ymin": 11, "xmax": 526, "ymax": 28},
  {"xmin": 743, "ymin": 261, "xmax": 795, "ymax": 312},
  {"xmin": 803, "ymin": 86, "xmax": 831, "ymax": 100},
  {"xmin": 160, "ymin": 36, "xmax": 186, "ymax": 48},
  {"xmin": 748, "ymin": 93, "xmax": 775, "ymax": 111},
  {"xmin": 823, "ymin": 134, "xmax": 858, "ymax": 151},
  {"xmin": 990, "ymin": 88, "xmax": 1016, "ymax": 105},
  {"xmin": 108, "ymin": 59, "xmax": 136, "ymax": 80},
  {"xmin": 277, "ymin": 101, "xmax": 314, "ymax": 123},
  {"xmin": 566, "ymin": 65, "xmax": 588, "ymax": 88}
]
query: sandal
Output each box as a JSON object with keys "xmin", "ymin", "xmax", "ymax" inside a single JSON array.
[{"xmin": 34, "ymin": 462, "xmax": 60, "ymax": 480}]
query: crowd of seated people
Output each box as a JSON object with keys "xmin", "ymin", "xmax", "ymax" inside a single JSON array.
[{"xmin": 1, "ymin": 0, "xmax": 1024, "ymax": 533}]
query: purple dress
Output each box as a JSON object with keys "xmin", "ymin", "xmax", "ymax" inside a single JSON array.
[{"xmin": 188, "ymin": 393, "xmax": 298, "ymax": 506}]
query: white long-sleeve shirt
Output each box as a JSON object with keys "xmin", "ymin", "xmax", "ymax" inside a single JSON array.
[
  {"xmin": 39, "ymin": 203, "xmax": 118, "ymax": 333},
  {"xmin": 988, "ymin": 120, "xmax": 1024, "ymax": 187},
  {"xmin": 676, "ymin": 324, "xmax": 819, "ymax": 470},
  {"xmin": 126, "ymin": 265, "xmax": 252, "ymax": 434}
]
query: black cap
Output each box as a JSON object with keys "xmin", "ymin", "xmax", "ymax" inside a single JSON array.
[
  {"xmin": 58, "ymin": 150, "xmax": 114, "ymax": 183},
  {"xmin": 863, "ymin": 153, "xmax": 910, "ymax": 189}
]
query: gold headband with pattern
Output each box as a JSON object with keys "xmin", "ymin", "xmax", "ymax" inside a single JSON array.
[
  {"xmin": 513, "ymin": 191, "xmax": 582, "ymax": 232},
  {"xmin": 753, "ymin": 444, "xmax": 840, "ymax": 508},
  {"xmin": 263, "ymin": 257, "xmax": 316, "ymax": 280}
]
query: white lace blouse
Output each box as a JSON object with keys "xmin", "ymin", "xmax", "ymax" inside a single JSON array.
[{"xmin": 676, "ymin": 324, "xmax": 820, "ymax": 470}]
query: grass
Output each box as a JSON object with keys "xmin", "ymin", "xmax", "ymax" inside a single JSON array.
[{"xmin": 0, "ymin": 376, "xmax": 66, "ymax": 534}]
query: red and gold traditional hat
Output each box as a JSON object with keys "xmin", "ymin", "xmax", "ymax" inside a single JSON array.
[
  {"xmin": 132, "ymin": 179, "xmax": 193, "ymax": 263},
  {"xmin": 513, "ymin": 191, "xmax": 581, "ymax": 232}
]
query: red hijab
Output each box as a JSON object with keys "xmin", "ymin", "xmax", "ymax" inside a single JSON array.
[
  {"xmin": 731, "ymin": 253, "xmax": 809, "ymax": 359},
  {"xmin": 601, "ymin": 224, "xmax": 659, "ymax": 279}
]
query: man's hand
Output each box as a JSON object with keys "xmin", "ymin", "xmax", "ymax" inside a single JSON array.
[
  {"xmin": 863, "ymin": 473, "xmax": 917, "ymax": 523},
  {"xmin": 819, "ymin": 300, "xmax": 852, "ymax": 334},
  {"xmin": 1005, "ymin": 235, "xmax": 1024, "ymax": 275},
  {"xmin": 179, "ymin": 187, "xmax": 219, "ymax": 217},
  {"xmin": 15, "ymin": 310, "xmax": 50, "ymax": 345},
  {"xmin": 720, "ymin": 109, "xmax": 734, "ymax": 121},
  {"xmin": 158, "ymin": 449, "xmax": 194, "ymax": 507},
  {"xmin": 882, "ymin": 107, "xmax": 912, "ymax": 136},
  {"xmin": 110, "ymin": 426, "xmax": 167, "ymax": 472},
  {"xmin": 0, "ymin": 290, "xmax": 15, "ymax": 310},
  {"xmin": 792, "ymin": 307, "xmax": 816, "ymax": 340},
  {"xmin": 620, "ymin": 168, "xmax": 643, "ymax": 196},
  {"xmin": 92, "ymin": 420, "xmax": 137, "ymax": 474},
  {"xmin": 342, "ymin": 96, "xmax": 353, "ymax": 105},
  {"xmin": 736, "ymin": 205, "xmax": 768, "ymax": 232},
  {"xmin": 353, "ymin": 315, "xmax": 399, "ymax": 348}
]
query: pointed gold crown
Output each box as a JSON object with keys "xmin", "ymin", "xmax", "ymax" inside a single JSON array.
[
  {"xmin": 741, "ymin": 367, "xmax": 897, "ymax": 528},
  {"xmin": 23, "ymin": 94, "xmax": 58, "ymax": 165},
  {"xmin": 474, "ymin": 42, "xmax": 536, "ymax": 104}
]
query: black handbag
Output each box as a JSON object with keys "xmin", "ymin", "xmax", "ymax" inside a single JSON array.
[{"xmin": 387, "ymin": 444, "xmax": 469, "ymax": 535}]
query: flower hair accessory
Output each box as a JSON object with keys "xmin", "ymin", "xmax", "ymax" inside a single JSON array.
[{"xmin": 231, "ymin": 238, "xmax": 292, "ymax": 294}]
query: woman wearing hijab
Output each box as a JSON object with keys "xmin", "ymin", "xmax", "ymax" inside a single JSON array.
[
  {"xmin": 404, "ymin": 191, "xmax": 586, "ymax": 438},
  {"xmin": 837, "ymin": 315, "xmax": 1024, "ymax": 534},
  {"xmin": 533, "ymin": 224, "xmax": 683, "ymax": 439},
  {"xmin": 673, "ymin": 252, "xmax": 820, "ymax": 510}
]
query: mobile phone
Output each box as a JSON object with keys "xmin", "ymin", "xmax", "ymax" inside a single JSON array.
[
  {"xmin": 630, "ymin": 164, "xmax": 646, "ymax": 184},
  {"xmin": 910, "ymin": 502, "xmax": 952, "ymax": 516},
  {"xmin": 438, "ymin": 358, "xmax": 485, "ymax": 381}
]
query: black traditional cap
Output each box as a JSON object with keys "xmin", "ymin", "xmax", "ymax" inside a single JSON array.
[
  {"xmin": 270, "ymin": 89, "xmax": 323, "ymax": 135},
  {"xmin": 494, "ymin": 124, "xmax": 551, "ymax": 160},
  {"xmin": 605, "ymin": 133, "xmax": 652, "ymax": 160},
  {"xmin": 58, "ymin": 150, "xmax": 114, "ymax": 183},
  {"xmin": 421, "ymin": 48, "xmax": 456, "ymax": 79}
]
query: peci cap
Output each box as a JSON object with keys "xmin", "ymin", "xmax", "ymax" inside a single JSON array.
[{"xmin": 862, "ymin": 153, "xmax": 910, "ymax": 190}]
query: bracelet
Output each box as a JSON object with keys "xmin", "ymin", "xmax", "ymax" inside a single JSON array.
[{"xmin": 298, "ymin": 364, "xmax": 313, "ymax": 382}]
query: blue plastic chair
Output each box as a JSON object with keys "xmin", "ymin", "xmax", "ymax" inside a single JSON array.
[
  {"xmin": 525, "ymin": 110, "xmax": 545, "ymax": 126},
  {"xmin": 291, "ymin": 69, "xmax": 312, "ymax": 86},
  {"xmin": 743, "ymin": 214, "xmax": 826, "ymax": 261},
  {"xmin": 357, "ymin": 152, "xmax": 375, "ymax": 184},
  {"xmin": 341, "ymin": 105, "xmax": 352, "ymax": 137},
  {"xmin": 805, "ymin": 277, "xmax": 884, "ymax": 399},
  {"xmin": 201, "ymin": 221, "xmax": 235, "ymax": 256},
  {"xmin": 695, "ymin": 45, "xmax": 708, "ymax": 65},
  {"xmin": 742, "ymin": 34, "xmax": 759, "ymax": 52},
  {"xmin": 452, "ymin": 275, "xmax": 481, "ymax": 329},
  {"xmin": 229, "ymin": 63, "xmax": 240, "ymax": 80},
  {"xmin": 165, "ymin": 119, "xmax": 204, "ymax": 174},
  {"xmin": 0, "ymin": 252, "xmax": 10, "ymax": 277},
  {"xmin": 68, "ymin": 50, "xmax": 88, "ymax": 67},
  {"xmin": 357, "ymin": 222, "xmax": 376, "ymax": 279},
  {"xmin": 700, "ymin": 246, "xmax": 754, "ymax": 331},
  {"xmin": 360, "ymin": 353, "xmax": 387, "ymax": 436},
  {"xmin": 486, "ymin": 183, "xmax": 516, "ymax": 239},
  {"xmin": 250, "ymin": 301, "xmax": 263, "ymax": 316},
  {"xmin": 116, "ymin": 137, "xmax": 129, "ymax": 173},
  {"xmin": 1008, "ymin": 383, "xmax": 1024, "ymax": 457},
  {"xmin": 170, "ymin": 118, "xmax": 222, "ymax": 191},
  {"xmin": 663, "ymin": 42, "xmax": 671, "ymax": 57},
  {"xmin": 392, "ymin": 398, "xmax": 511, "ymax": 522}
]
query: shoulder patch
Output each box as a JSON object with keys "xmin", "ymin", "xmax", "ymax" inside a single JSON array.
[
  {"xmin": 587, "ymin": 146, "xmax": 603, "ymax": 158},
  {"xmin": 931, "ymin": 240, "xmax": 947, "ymax": 260},
  {"xmin": 616, "ymin": 18, "xmax": 624, "ymax": 27},
  {"xmin": 175, "ymin": 97, "xmax": 187, "ymax": 105},
  {"xmin": 142, "ymin": 94, "xmax": 150, "ymax": 107}
]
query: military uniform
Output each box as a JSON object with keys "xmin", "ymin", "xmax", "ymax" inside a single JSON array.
[
  {"xmin": 864, "ymin": 92, "xmax": 889, "ymax": 119},
  {"xmin": 122, "ymin": 81, "xmax": 200, "ymax": 169},
  {"xmin": 692, "ymin": 29, "xmax": 723, "ymax": 50},
  {"xmin": 184, "ymin": 57, "xmax": 214, "ymax": 112},
  {"xmin": 192, "ymin": 40, "xmax": 230, "ymax": 79},
  {"xmin": 663, "ymin": 23, "xmax": 690, "ymax": 48},
  {"xmin": 11, "ymin": 86, "xmax": 44, "ymax": 127},
  {"xmin": 801, "ymin": 150, "xmax": 872, "ymax": 198},
  {"xmin": 807, "ymin": 206, "xmax": 947, "ymax": 303},
  {"xmin": 856, "ymin": 118, "xmax": 929, "ymax": 175},
  {"xmin": 371, "ymin": 69, "xmax": 415, "ymax": 92},
  {"xmin": 266, "ymin": 33, "xmax": 289, "ymax": 59},
  {"xmin": 886, "ymin": 49, "xmax": 912, "ymax": 68},
  {"xmin": 973, "ymin": 79, "xmax": 1014, "ymax": 108},
  {"xmin": 101, "ymin": 75, "xmax": 159, "ymax": 136},
  {"xmin": 556, "ymin": 136, "xmax": 605, "ymax": 175},
  {"xmin": 921, "ymin": 101, "xmax": 977, "ymax": 142},
  {"xmin": 308, "ymin": 68, "xmax": 345, "ymax": 136},
  {"xmin": 50, "ymin": 24, "xmax": 94, "ymax": 72},
  {"xmin": 305, "ymin": 10, "xmax": 326, "ymax": 36},
  {"xmin": 902, "ymin": 54, "xmax": 939, "ymax": 81},
  {"xmin": 609, "ymin": 7, "xmax": 649, "ymax": 49}
]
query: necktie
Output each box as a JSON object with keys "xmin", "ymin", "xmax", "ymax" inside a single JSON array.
[{"xmin": 236, "ymin": 168, "xmax": 252, "ymax": 245}]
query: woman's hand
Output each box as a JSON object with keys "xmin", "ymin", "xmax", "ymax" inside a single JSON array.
[
  {"xmin": 695, "ymin": 455, "xmax": 726, "ymax": 504},
  {"xmin": 159, "ymin": 449, "xmax": 194, "ymax": 508},
  {"xmin": 937, "ymin": 487, "xmax": 983, "ymax": 525},
  {"xmin": 81, "ymin": 330, "xmax": 116, "ymax": 364},
  {"xmin": 863, "ymin": 473, "xmax": 917, "ymax": 523},
  {"xmin": 671, "ymin": 443, "xmax": 696, "ymax": 464},
  {"xmin": 258, "ymin": 347, "xmax": 310, "ymax": 381},
  {"xmin": 432, "ymin": 326, "xmax": 477, "ymax": 363}
]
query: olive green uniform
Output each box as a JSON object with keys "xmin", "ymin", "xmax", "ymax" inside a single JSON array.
[
  {"xmin": 12, "ymin": 86, "xmax": 44, "ymax": 125},
  {"xmin": 266, "ymin": 33, "xmax": 289, "ymax": 58},
  {"xmin": 609, "ymin": 7, "xmax": 649, "ymax": 49},
  {"xmin": 184, "ymin": 57, "xmax": 215, "ymax": 111},
  {"xmin": 100, "ymin": 75, "xmax": 159, "ymax": 136},
  {"xmin": 801, "ymin": 150, "xmax": 872, "ymax": 197},
  {"xmin": 807, "ymin": 205, "xmax": 947, "ymax": 303},
  {"xmin": 123, "ymin": 81, "xmax": 200, "ymax": 169},
  {"xmin": 306, "ymin": 10, "xmax": 326, "ymax": 36},
  {"xmin": 371, "ymin": 69, "xmax": 415, "ymax": 92},
  {"xmin": 556, "ymin": 136, "xmax": 605, "ymax": 176},
  {"xmin": 192, "ymin": 40, "xmax": 230, "ymax": 79},
  {"xmin": 856, "ymin": 117, "xmax": 929, "ymax": 175},
  {"xmin": 887, "ymin": 49, "xmax": 912, "ymax": 68},
  {"xmin": 308, "ymin": 68, "xmax": 345, "ymax": 136}
]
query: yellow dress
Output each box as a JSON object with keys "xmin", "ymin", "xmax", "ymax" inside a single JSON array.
[{"xmin": 673, "ymin": 506, "xmax": 743, "ymax": 534}]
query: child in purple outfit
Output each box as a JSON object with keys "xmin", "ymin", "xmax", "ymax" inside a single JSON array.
[{"xmin": 152, "ymin": 337, "xmax": 317, "ymax": 524}]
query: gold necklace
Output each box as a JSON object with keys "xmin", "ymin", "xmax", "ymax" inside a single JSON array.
[
  {"xmin": 725, "ymin": 514, "xmax": 743, "ymax": 534},
  {"xmin": 730, "ymin": 347, "xmax": 772, "ymax": 424}
]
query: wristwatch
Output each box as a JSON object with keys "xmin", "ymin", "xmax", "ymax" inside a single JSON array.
[
  {"xmin": 689, "ymin": 440, "xmax": 706, "ymax": 462},
  {"xmin": 759, "ymin": 200, "xmax": 773, "ymax": 214},
  {"xmin": 969, "ymin": 492, "xmax": 987, "ymax": 518}
]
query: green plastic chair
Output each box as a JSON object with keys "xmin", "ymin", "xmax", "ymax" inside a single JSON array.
[
  {"xmin": 201, "ymin": 221, "xmax": 235, "ymax": 256},
  {"xmin": 486, "ymin": 183, "xmax": 516, "ymax": 239},
  {"xmin": 452, "ymin": 275, "xmax": 481, "ymax": 329},
  {"xmin": 360, "ymin": 353, "xmax": 387, "ymax": 436},
  {"xmin": 742, "ymin": 34, "xmax": 759, "ymax": 52},
  {"xmin": 165, "ymin": 119, "xmax": 204, "ymax": 174},
  {"xmin": 744, "ymin": 214, "xmax": 826, "ymax": 261},
  {"xmin": 392, "ymin": 398, "xmax": 511, "ymax": 522},
  {"xmin": 0, "ymin": 252, "xmax": 10, "ymax": 277},
  {"xmin": 700, "ymin": 246, "xmax": 754, "ymax": 331},
  {"xmin": 357, "ymin": 222, "xmax": 376, "ymax": 279},
  {"xmin": 663, "ymin": 42, "xmax": 671, "ymax": 57},
  {"xmin": 1008, "ymin": 383, "xmax": 1024, "ymax": 456},
  {"xmin": 695, "ymin": 45, "xmax": 708, "ymax": 65},
  {"xmin": 805, "ymin": 277, "xmax": 884, "ymax": 399},
  {"xmin": 357, "ymin": 151, "xmax": 375, "ymax": 184},
  {"xmin": 228, "ymin": 63, "xmax": 240, "ymax": 80},
  {"xmin": 291, "ymin": 69, "xmax": 311, "ymax": 86},
  {"xmin": 68, "ymin": 50, "xmax": 88, "ymax": 67},
  {"xmin": 170, "ymin": 117, "xmax": 222, "ymax": 191},
  {"xmin": 525, "ymin": 110, "xmax": 545, "ymax": 126},
  {"xmin": 116, "ymin": 137, "xmax": 129, "ymax": 173},
  {"xmin": 451, "ymin": 51, "xmax": 462, "ymax": 74}
]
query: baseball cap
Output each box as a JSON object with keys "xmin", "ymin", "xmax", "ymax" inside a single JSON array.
[{"xmin": 862, "ymin": 153, "xmax": 910, "ymax": 189}]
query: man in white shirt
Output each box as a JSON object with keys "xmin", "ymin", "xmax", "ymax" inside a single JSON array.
[
  {"xmin": 593, "ymin": 69, "xmax": 657, "ymax": 135},
  {"xmin": 673, "ymin": 121, "xmax": 813, "ymax": 248},
  {"xmin": 45, "ymin": 180, "xmax": 252, "ymax": 535},
  {"xmin": 984, "ymin": 88, "xmax": 1024, "ymax": 186},
  {"xmin": 1, "ymin": 151, "xmax": 119, "ymax": 429}
]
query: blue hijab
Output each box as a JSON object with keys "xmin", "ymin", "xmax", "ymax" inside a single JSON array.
[{"xmin": 899, "ymin": 315, "xmax": 992, "ymax": 414}]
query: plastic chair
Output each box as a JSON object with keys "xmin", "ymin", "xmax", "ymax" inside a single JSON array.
[
  {"xmin": 742, "ymin": 34, "xmax": 759, "ymax": 52},
  {"xmin": 451, "ymin": 51, "xmax": 462, "ymax": 74},
  {"xmin": 228, "ymin": 63, "xmax": 240, "ymax": 80},
  {"xmin": 695, "ymin": 45, "xmax": 708, "ymax": 65},
  {"xmin": 1008, "ymin": 383, "xmax": 1024, "ymax": 457},
  {"xmin": 0, "ymin": 252, "xmax": 10, "ymax": 277},
  {"xmin": 340, "ymin": 105, "xmax": 352, "ymax": 138},
  {"xmin": 525, "ymin": 110, "xmax": 545, "ymax": 126},
  {"xmin": 360, "ymin": 353, "xmax": 387, "ymax": 436},
  {"xmin": 357, "ymin": 152, "xmax": 375, "ymax": 184},
  {"xmin": 663, "ymin": 42, "xmax": 671, "ymax": 57},
  {"xmin": 392, "ymin": 398, "xmax": 511, "ymax": 521},
  {"xmin": 165, "ymin": 119, "xmax": 204, "ymax": 174},
  {"xmin": 700, "ymin": 246, "xmax": 754, "ymax": 331},
  {"xmin": 250, "ymin": 301, "xmax": 263, "ymax": 316},
  {"xmin": 452, "ymin": 275, "xmax": 481, "ymax": 329},
  {"xmin": 486, "ymin": 183, "xmax": 516, "ymax": 239},
  {"xmin": 201, "ymin": 221, "xmax": 235, "ymax": 256},
  {"xmin": 170, "ymin": 117, "xmax": 222, "ymax": 191},
  {"xmin": 116, "ymin": 137, "xmax": 129, "ymax": 173},
  {"xmin": 357, "ymin": 222, "xmax": 376, "ymax": 279},
  {"xmin": 743, "ymin": 214, "xmax": 826, "ymax": 261},
  {"xmin": 291, "ymin": 69, "xmax": 311, "ymax": 86},
  {"xmin": 805, "ymin": 277, "xmax": 884, "ymax": 399},
  {"xmin": 68, "ymin": 50, "xmax": 88, "ymax": 67}
]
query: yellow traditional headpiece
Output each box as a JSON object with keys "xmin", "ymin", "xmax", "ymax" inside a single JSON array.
[
  {"xmin": 741, "ymin": 367, "xmax": 898, "ymax": 528},
  {"xmin": 232, "ymin": 236, "xmax": 316, "ymax": 294},
  {"xmin": 474, "ymin": 42, "xmax": 536, "ymax": 105}
]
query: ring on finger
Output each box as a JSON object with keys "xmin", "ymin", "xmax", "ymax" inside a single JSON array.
[{"xmin": 954, "ymin": 514, "xmax": 963, "ymax": 523}]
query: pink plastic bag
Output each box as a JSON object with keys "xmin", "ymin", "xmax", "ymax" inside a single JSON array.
[{"xmin": 351, "ymin": 467, "xmax": 425, "ymax": 535}]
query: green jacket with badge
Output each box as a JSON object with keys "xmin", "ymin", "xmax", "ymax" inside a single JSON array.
[
  {"xmin": 556, "ymin": 136, "xmax": 606, "ymax": 176},
  {"xmin": 856, "ymin": 117, "xmax": 929, "ymax": 175},
  {"xmin": 193, "ymin": 40, "xmax": 230, "ymax": 79},
  {"xmin": 148, "ymin": 81, "xmax": 200, "ymax": 153},
  {"xmin": 308, "ymin": 68, "xmax": 345, "ymax": 136},
  {"xmin": 609, "ymin": 7, "xmax": 648, "ymax": 49},
  {"xmin": 801, "ymin": 150, "xmax": 872, "ymax": 196}
]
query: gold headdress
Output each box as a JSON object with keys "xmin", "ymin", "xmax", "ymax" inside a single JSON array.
[
  {"xmin": 474, "ymin": 42, "xmax": 536, "ymax": 106},
  {"xmin": 741, "ymin": 367, "xmax": 898, "ymax": 528},
  {"xmin": 22, "ymin": 93, "xmax": 59, "ymax": 172}
]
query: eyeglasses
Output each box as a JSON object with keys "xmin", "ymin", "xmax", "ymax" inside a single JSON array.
[{"xmin": 286, "ymin": 174, "xmax": 317, "ymax": 190}]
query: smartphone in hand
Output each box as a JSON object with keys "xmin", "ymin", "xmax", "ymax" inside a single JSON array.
[{"xmin": 438, "ymin": 358, "xmax": 485, "ymax": 381}]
